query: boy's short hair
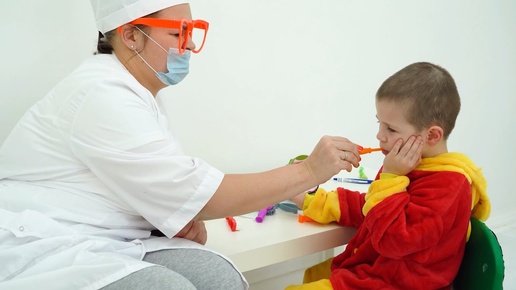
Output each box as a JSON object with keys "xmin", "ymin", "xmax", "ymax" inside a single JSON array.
[{"xmin": 376, "ymin": 62, "xmax": 461, "ymax": 140}]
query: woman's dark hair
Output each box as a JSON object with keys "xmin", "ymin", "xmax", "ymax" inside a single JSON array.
[{"xmin": 95, "ymin": 31, "xmax": 116, "ymax": 55}]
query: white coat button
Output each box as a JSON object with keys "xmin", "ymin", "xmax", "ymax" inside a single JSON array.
[{"xmin": 19, "ymin": 226, "xmax": 25, "ymax": 231}]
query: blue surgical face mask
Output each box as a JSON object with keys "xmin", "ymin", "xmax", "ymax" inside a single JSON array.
[
  {"xmin": 133, "ymin": 27, "xmax": 190, "ymax": 86},
  {"xmin": 156, "ymin": 49, "xmax": 190, "ymax": 86}
]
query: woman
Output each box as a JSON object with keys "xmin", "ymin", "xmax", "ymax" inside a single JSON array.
[{"xmin": 0, "ymin": 1, "xmax": 360, "ymax": 289}]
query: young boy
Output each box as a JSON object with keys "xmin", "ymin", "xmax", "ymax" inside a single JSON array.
[{"xmin": 286, "ymin": 62, "xmax": 491, "ymax": 290}]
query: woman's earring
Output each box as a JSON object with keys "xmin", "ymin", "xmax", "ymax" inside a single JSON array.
[{"xmin": 131, "ymin": 45, "xmax": 135, "ymax": 50}]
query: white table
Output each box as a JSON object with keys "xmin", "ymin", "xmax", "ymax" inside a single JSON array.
[{"xmin": 205, "ymin": 177, "xmax": 372, "ymax": 272}]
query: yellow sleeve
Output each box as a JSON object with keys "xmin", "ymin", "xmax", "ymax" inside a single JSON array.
[
  {"xmin": 362, "ymin": 173, "xmax": 409, "ymax": 216},
  {"xmin": 302, "ymin": 188, "xmax": 341, "ymax": 224}
]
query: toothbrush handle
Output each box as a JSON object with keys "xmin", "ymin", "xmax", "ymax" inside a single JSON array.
[{"xmin": 359, "ymin": 147, "xmax": 382, "ymax": 155}]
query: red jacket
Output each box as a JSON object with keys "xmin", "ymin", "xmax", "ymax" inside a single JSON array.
[{"xmin": 297, "ymin": 153, "xmax": 490, "ymax": 290}]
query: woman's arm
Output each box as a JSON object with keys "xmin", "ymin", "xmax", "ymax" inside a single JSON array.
[{"xmin": 198, "ymin": 135, "xmax": 360, "ymax": 220}]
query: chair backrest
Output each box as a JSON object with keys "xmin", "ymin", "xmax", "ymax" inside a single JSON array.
[{"xmin": 453, "ymin": 218, "xmax": 505, "ymax": 290}]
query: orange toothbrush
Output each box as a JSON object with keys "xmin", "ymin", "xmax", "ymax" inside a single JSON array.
[{"xmin": 359, "ymin": 147, "xmax": 382, "ymax": 155}]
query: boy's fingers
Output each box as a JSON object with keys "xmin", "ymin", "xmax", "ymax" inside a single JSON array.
[{"xmin": 391, "ymin": 139, "xmax": 404, "ymax": 156}]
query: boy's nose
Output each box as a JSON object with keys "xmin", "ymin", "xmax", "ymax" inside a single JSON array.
[{"xmin": 376, "ymin": 131, "xmax": 385, "ymax": 142}]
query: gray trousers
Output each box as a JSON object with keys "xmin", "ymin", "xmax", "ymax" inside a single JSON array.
[{"xmin": 102, "ymin": 248, "xmax": 246, "ymax": 290}]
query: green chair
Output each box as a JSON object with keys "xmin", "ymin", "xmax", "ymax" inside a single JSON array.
[{"xmin": 453, "ymin": 218, "xmax": 505, "ymax": 290}]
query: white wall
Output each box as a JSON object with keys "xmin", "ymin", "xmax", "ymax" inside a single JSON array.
[{"xmin": 1, "ymin": 0, "xmax": 515, "ymax": 223}]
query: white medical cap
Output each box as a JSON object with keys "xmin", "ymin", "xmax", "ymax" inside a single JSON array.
[{"xmin": 90, "ymin": 0, "xmax": 189, "ymax": 34}]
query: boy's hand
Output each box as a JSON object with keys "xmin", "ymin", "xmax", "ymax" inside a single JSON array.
[{"xmin": 382, "ymin": 136, "xmax": 423, "ymax": 176}]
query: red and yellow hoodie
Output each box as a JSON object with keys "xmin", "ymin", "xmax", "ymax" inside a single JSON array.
[{"xmin": 286, "ymin": 152, "xmax": 490, "ymax": 290}]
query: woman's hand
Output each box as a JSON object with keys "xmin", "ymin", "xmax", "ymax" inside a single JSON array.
[
  {"xmin": 174, "ymin": 220, "xmax": 208, "ymax": 245},
  {"xmin": 382, "ymin": 136, "xmax": 423, "ymax": 176},
  {"xmin": 290, "ymin": 192, "xmax": 306, "ymax": 210},
  {"xmin": 303, "ymin": 135, "xmax": 361, "ymax": 184}
]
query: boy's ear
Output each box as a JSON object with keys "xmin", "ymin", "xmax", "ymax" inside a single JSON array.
[{"xmin": 426, "ymin": 125, "xmax": 443, "ymax": 146}]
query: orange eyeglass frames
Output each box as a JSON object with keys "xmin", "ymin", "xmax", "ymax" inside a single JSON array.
[{"xmin": 117, "ymin": 18, "xmax": 209, "ymax": 55}]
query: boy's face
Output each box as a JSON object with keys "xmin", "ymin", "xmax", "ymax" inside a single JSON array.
[{"xmin": 375, "ymin": 99, "xmax": 426, "ymax": 155}]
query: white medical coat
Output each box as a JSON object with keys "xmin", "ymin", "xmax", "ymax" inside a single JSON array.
[{"xmin": 0, "ymin": 54, "xmax": 246, "ymax": 289}]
